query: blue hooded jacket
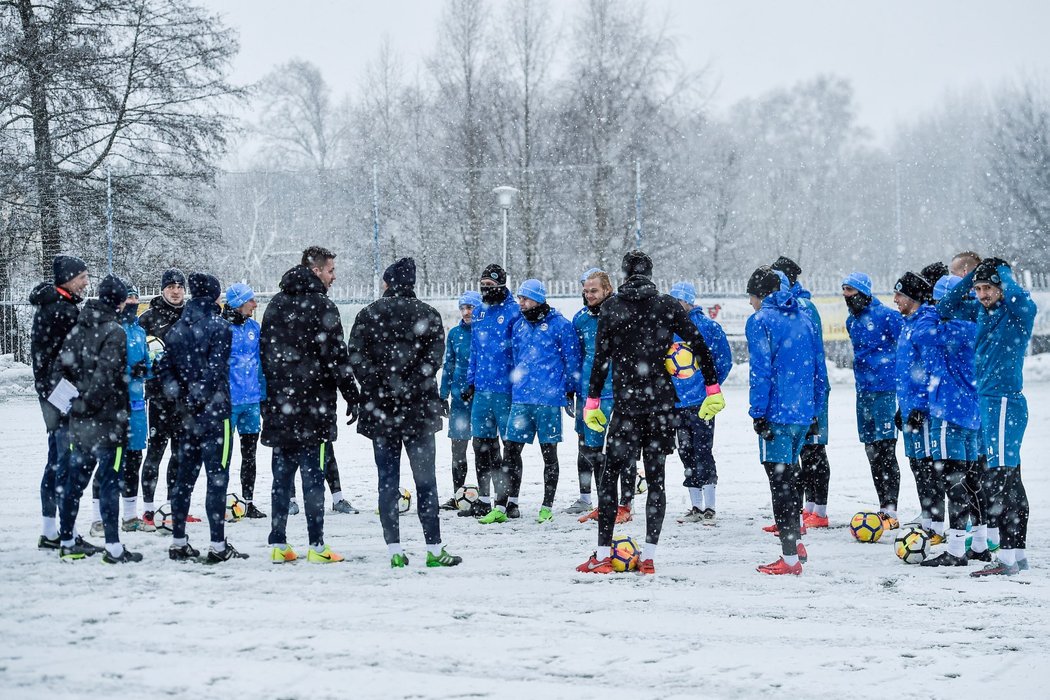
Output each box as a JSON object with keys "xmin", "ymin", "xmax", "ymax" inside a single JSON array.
[
  {"xmin": 746, "ymin": 290, "xmax": 828, "ymax": 426},
  {"xmin": 972, "ymin": 266, "xmax": 1035, "ymax": 396},
  {"xmin": 510, "ymin": 307, "xmax": 581, "ymax": 406},
  {"xmin": 123, "ymin": 312, "xmax": 150, "ymax": 410},
  {"xmin": 938, "ymin": 279, "xmax": 981, "ymax": 323},
  {"xmin": 573, "ymin": 305, "xmax": 613, "ymax": 399},
  {"xmin": 895, "ymin": 303, "xmax": 939, "ymax": 417},
  {"xmin": 846, "ymin": 296, "xmax": 902, "ymax": 393},
  {"xmin": 440, "ymin": 320, "xmax": 472, "ymax": 400},
  {"xmin": 228, "ymin": 314, "xmax": 264, "ymax": 406},
  {"xmin": 674, "ymin": 306, "xmax": 732, "ymax": 408},
  {"xmin": 467, "ymin": 291, "xmax": 521, "ymax": 394},
  {"xmin": 925, "ymin": 316, "xmax": 980, "ymax": 430},
  {"xmin": 159, "ymin": 297, "xmax": 232, "ymax": 424}
]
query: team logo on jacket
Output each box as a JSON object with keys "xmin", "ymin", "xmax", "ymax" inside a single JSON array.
[
  {"xmin": 248, "ymin": 331, "xmax": 256, "ymax": 340},
  {"xmin": 497, "ymin": 315, "xmax": 504, "ymax": 324},
  {"xmin": 540, "ymin": 323, "xmax": 548, "ymax": 331},
  {"xmin": 866, "ymin": 322, "xmax": 875, "ymax": 331}
]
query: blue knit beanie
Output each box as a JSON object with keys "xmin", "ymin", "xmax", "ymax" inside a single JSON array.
[
  {"xmin": 517, "ymin": 279, "xmax": 546, "ymax": 304},
  {"xmin": 841, "ymin": 271, "xmax": 873, "ymax": 298},
  {"xmin": 226, "ymin": 282, "xmax": 255, "ymax": 308},
  {"xmin": 669, "ymin": 281, "xmax": 696, "ymax": 305},
  {"xmin": 933, "ymin": 274, "xmax": 962, "ymax": 301},
  {"xmin": 459, "ymin": 290, "xmax": 482, "ymax": 308}
]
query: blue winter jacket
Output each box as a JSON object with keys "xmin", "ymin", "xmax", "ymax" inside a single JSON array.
[
  {"xmin": 926, "ymin": 317, "xmax": 980, "ymax": 430},
  {"xmin": 573, "ymin": 305, "xmax": 613, "ymax": 400},
  {"xmin": 467, "ymin": 292, "xmax": 521, "ymax": 394},
  {"xmin": 159, "ymin": 297, "xmax": 232, "ymax": 424},
  {"xmin": 674, "ymin": 306, "xmax": 732, "ymax": 408},
  {"xmin": 895, "ymin": 303, "xmax": 939, "ymax": 417},
  {"xmin": 944, "ymin": 266, "xmax": 1035, "ymax": 397},
  {"xmin": 789, "ymin": 281, "xmax": 831, "ymax": 402},
  {"xmin": 229, "ymin": 316, "xmax": 264, "ymax": 406},
  {"xmin": 938, "ymin": 283, "xmax": 981, "ymax": 323},
  {"xmin": 846, "ymin": 296, "xmax": 903, "ymax": 393},
  {"xmin": 440, "ymin": 321, "xmax": 472, "ymax": 400},
  {"xmin": 123, "ymin": 316, "xmax": 150, "ymax": 410},
  {"xmin": 746, "ymin": 291, "xmax": 828, "ymax": 426},
  {"xmin": 510, "ymin": 307, "xmax": 582, "ymax": 406}
]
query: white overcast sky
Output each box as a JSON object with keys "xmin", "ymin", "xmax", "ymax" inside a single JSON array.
[{"xmin": 217, "ymin": 0, "xmax": 1050, "ymax": 145}]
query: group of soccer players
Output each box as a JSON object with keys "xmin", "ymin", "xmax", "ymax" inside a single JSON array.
[{"xmin": 28, "ymin": 245, "xmax": 1035, "ymax": 575}]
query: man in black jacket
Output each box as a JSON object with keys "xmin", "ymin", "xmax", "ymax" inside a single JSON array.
[
  {"xmin": 262, "ymin": 247, "xmax": 359, "ymax": 564},
  {"xmin": 578, "ymin": 251, "xmax": 726, "ymax": 575},
  {"xmin": 29, "ymin": 254, "xmax": 95, "ymax": 551},
  {"xmin": 53, "ymin": 275, "xmax": 143, "ymax": 563},
  {"xmin": 348, "ymin": 258, "xmax": 462, "ymax": 568},
  {"xmin": 160, "ymin": 272, "xmax": 246, "ymax": 563},
  {"xmin": 138, "ymin": 268, "xmax": 187, "ymax": 524}
]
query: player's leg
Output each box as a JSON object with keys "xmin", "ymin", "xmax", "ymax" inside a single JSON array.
[
  {"xmin": 539, "ymin": 442, "xmax": 559, "ymax": 518},
  {"xmin": 676, "ymin": 407, "xmax": 704, "ymax": 522},
  {"xmin": 800, "ymin": 444, "xmax": 830, "ymax": 527},
  {"xmin": 201, "ymin": 420, "xmax": 232, "ymax": 557},
  {"xmin": 58, "ymin": 444, "xmax": 100, "ymax": 557},
  {"xmin": 298, "ymin": 442, "xmax": 336, "ymax": 562},
  {"xmin": 374, "ymin": 435, "xmax": 406, "ymax": 558},
  {"xmin": 267, "ymin": 446, "xmax": 295, "ymax": 556}
]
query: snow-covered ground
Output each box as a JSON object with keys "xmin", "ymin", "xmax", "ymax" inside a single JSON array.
[{"xmin": 2, "ymin": 380, "xmax": 1049, "ymax": 699}]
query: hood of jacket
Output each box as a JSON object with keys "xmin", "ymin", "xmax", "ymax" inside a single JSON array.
[
  {"xmin": 382, "ymin": 285, "xmax": 417, "ymax": 299},
  {"xmin": 180, "ymin": 297, "xmax": 220, "ymax": 326},
  {"xmin": 30, "ymin": 282, "xmax": 81, "ymax": 307},
  {"xmin": 77, "ymin": 298, "xmax": 120, "ymax": 328},
  {"xmin": 617, "ymin": 275, "xmax": 658, "ymax": 302},
  {"xmin": 790, "ymin": 282, "xmax": 812, "ymax": 300},
  {"xmin": 280, "ymin": 264, "xmax": 327, "ymax": 296},
  {"xmin": 763, "ymin": 290, "xmax": 801, "ymax": 313}
]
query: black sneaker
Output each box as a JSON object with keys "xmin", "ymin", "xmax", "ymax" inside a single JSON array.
[
  {"xmin": 244, "ymin": 503, "xmax": 268, "ymax": 519},
  {"xmin": 920, "ymin": 551, "xmax": 968, "ymax": 567},
  {"xmin": 506, "ymin": 502, "xmax": 521, "ymax": 519},
  {"xmin": 102, "ymin": 547, "xmax": 144, "ymax": 564},
  {"xmin": 38, "ymin": 534, "xmax": 61, "ymax": 550},
  {"xmin": 460, "ymin": 500, "xmax": 491, "ymax": 518},
  {"xmin": 204, "ymin": 540, "xmax": 249, "ymax": 564},
  {"xmin": 169, "ymin": 541, "xmax": 201, "ymax": 561},
  {"xmin": 440, "ymin": 497, "xmax": 459, "ymax": 511},
  {"xmin": 59, "ymin": 539, "xmax": 102, "ymax": 560},
  {"xmin": 966, "ymin": 548, "xmax": 992, "ymax": 562},
  {"xmin": 74, "ymin": 535, "xmax": 104, "ymax": 555}
]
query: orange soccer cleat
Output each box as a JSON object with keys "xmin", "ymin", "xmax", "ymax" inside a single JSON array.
[
  {"xmin": 576, "ymin": 553, "xmax": 614, "ymax": 574},
  {"xmin": 757, "ymin": 557, "xmax": 803, "ymax": 575}
]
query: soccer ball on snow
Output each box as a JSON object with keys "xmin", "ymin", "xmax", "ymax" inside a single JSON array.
[
  {"xmin": 610, "ymin": 534, "xmax": 640, "ymax": 572},
  {"xmin": 225, "ymin": 493, "xmax": 247, "ymax": 522},
  {"xmin": 153, "ymin": 502, "xmax": 173, "ymax": 533},
  {"xmin": 665, "ymin": 342, "xmax": 699, "ymax": 379},
  {"xmin": 849, "ymin": 511, "xmax": 884, "ymax": 543},
  {"xmin": 894, "ymin": 526, "xmax": 931, "ymax": 564},
  {"xmin": 454, "ymin": 485, "xmax": 479, "ymax": 512},
  {"xmin": 398, "ymin": 487, "xmax": 412, "ymax": 515}
]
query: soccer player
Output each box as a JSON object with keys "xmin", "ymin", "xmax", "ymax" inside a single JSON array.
[
  {"xmin": 348, "ymin": 258, "xmax": 462, "ymax": 568},
  {"xmin": 223, "ymin": 283, "xmax": 267, "ymax": 519},
  {"xmin": 458, "ymin": 264, "xmax": 521, "ymax": 518},
  {"xmin": 842, "ymin": 272, "xmax": 903, "ymax": 528},
  {"xmin": 745, "ymin": 267, "xmax": 827, "ymax": 575},
  {"xmin": 577, "ymin": 251, "xmax": 725, "ymax": 575},
  {"xmin": 53, "ymin": 275, "xmax": 142, "ymax": 563},
  {"xmin": 920, "ymin": 275, "xmax": 982, "ymax": 567},
  {"xmin": 668, "ymin": 281, "xmax": 732, "ymax": 524},
  {"xmin": 942, "ymin": 259, "xmax": 1036, "ymax": 576},
  {"xmin": 480, "ymin": 279, "xmax": 581, "ymax": 524},
  {"xmin": 161, "ymin": 272, "xmax": 246, "ymax": 563},
  {"xmin": 29, "ymin": 254, "xmax": 97, "ymax": 551},
  {"xmin": 262, "ymin": 247, "xmax": 359, "ymax": 564},
  {"xmin": 893, "ymin": 271, "xmax": 945, "ymax": 543},
  {"xmin": 439, "ymin": 290, "xmax": 482, "ymax": 509},
  {"xmin": 771, "ymin": 256, "xmax": 833, "ymax": 529}
]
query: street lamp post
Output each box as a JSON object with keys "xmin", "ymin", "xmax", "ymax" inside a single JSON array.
[{"xmin": 493, "ymin": 185, "xmax": 518, "ymax": 272}]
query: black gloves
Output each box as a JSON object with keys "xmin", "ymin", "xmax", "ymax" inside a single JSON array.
[
  {"xmin": 907, "ymin": 409, "xmax": 925, "ymax": 431},
  {"xmin": 439, "ymin": 399, "xmax": 450, "ymax": 418},
  {"xmin": 753, "ymin": 417, "xmax": 774, "ymax": 441},
  {"xmin": 130, "ymin": 360, "xmax": 149, "ymax": 379},
  {"xmin": 564, "ymin": 392, "xmax": 576, "ymax": 418},
  {"xmin": 894, "ymin": 409, "xmax": 903, "ymax": 432},
  {"xmin": 460, "ymin": 385, "xmax": 475, "ymax": 403},
  {"xmin": 982, "ymin": 256, "xmax": 1010, "ymax": 270},
  {"xmin": 346, "ymin": 401, "xmax": 358, "ymax": 426},
  {"xmin": 806, "ymin": 418, "xmax": 820, "ymax": 438}
]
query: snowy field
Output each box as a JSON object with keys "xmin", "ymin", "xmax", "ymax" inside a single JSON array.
[{"xmin": 2, "ymin": 379, "xmax": 1049, "ymax": 699}]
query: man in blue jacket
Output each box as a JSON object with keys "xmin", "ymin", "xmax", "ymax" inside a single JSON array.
[
  {"xmin": 669, "ymin": 281, "xmax": 732, "ymax": 524},
  {"xmin": 440, "ymin": 290, "xmax": 481, "ymax": 509},
  {"xmin": 943, "ymin": 259, "xmax": 1036, "ymax": 576},
  {"xmin": 223, "ymin": 283, "xmax": 268, "ymax": 519},
  {"xmin": 746, "ymin": 266, "xmax": 827, "ymax": 575},
  {"xmin": 772, "ymin": 256, "xmax": 833, "ymax": 529},
  {"xmin": 893, "ymin": 271, "xmax": 945, "ymax": 543},
  {"xmin": 460, "ymin": 264, "xmax": 521, "ymax": 518},
  {"xmin": 480, "ymin": 280, "xmax": 581, "ymax": 524},
  {"xmin": 160, "ymin": 272, "xmax": 246, "ymax": 564},
  {"xmin": 920, "ymin": 275, "xmax": 983, "ymax": 567},
  {"xmin": 842, "ymin": 272, "xmax": 903, "ymax": 528}
]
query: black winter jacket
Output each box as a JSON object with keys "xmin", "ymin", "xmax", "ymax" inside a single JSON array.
[
  {"xmin": 156, "ymin": 297, "xmax": 232, "ymax": 431},
  {"xmin": 589, "ymin": 275, "xmax": 718, "ymax": 415},
  {"xmin": 29, "ymin": 283, "xmax": 81, "ymax": 401},
  {"xmin": 348, "ymin": 286, "xmax": 445, "ymax": 439},
  {"xmin": 52, "ymin": 299, "xmax": 129, "ymax": 447},
  {"xmin": 139, "ymin": 294, "xmax": 184, "ymax": 402},
  {"xmin": 260, "ymin": 265, "xmax": 359, "ymax": 447}
]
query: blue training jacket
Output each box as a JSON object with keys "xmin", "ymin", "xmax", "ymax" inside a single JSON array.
[
  {"xmin": 942, "ymin": 266, "xmax": 1036, "ymax": 397},
  {"xmin": 123, "ymin": 317, "xmax": 150, "ymax": 409},
  {"xmin": 440, "ymin": 321, "xmax": 472, "ymax": 400},
  {"xmin": 229, "ymin": 317, "xmax": 264, "ymax": 406},
  {"xmin": 846, "ymin": 296, "xmax": 903, "ymax": 393},
  {"xmin": 159, "ymin": 297, "xmax": 232, "ymax": 423},
  {"xmin": 674, "ymin": 306, "xmax": 732, "ymax": 408},
  {"xmin": 573, "ymin": 305, "xmax": 613, "ymax": 400},
  {"xmin": 467, "ymin": 292, "xmax": 521, "ymax": 394},
  {"xmin": 745, "ymin": 290, "xmax": 827, "ymax": 425},
  {"xmin": 895, "ymin": 303, "xmax": 939, "ymax": 417},
  {"xmin": 510, "ymin": 307, "xmax": 581, "ymax": 406},
  {"xmin": 925, "ymin": 316, "xmax": 980, "ymax": 430}
]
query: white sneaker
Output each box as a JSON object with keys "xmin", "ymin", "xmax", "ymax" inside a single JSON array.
[
  {"xmin": 676, "ymin": 507, "xmax": 705, "ymax": 524},
  {"xmin": 563, "ymin": 498, "xmax": 592, "ymax": 514}
]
